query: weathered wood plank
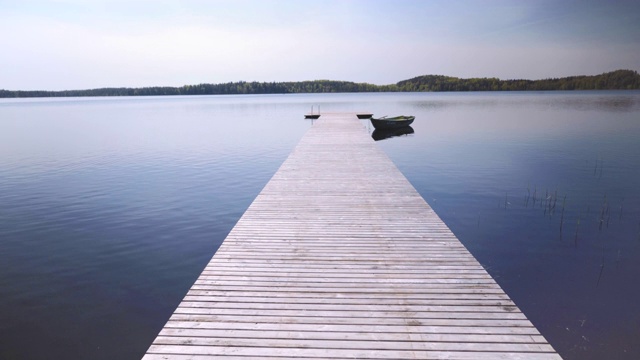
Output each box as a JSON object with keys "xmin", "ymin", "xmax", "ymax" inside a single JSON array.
[
  {"xmin": 185, "ymin": 290, "xmax": 512, "ymax": 300},
  {"xmin": 179, "ymin": 297, "xmax": 519, "ymax": 307},
  {"xmin": 162, "ymin": 321, "xmax": 543, "ymax": 335},
  {"xmin": 172, "ymin": 307, "xmax": 529, "ymax": 320},
  {"xmin": 143, "ymin": 113, "xmax": 561, "ymax": 359},
  {"xmin": 146, "ymin": 345, "xmax": 561, "ymax": 359},
  {"xmin": 166, "ymin": 313, "xmax": 540, "ymax": 327},
  {"xmin": 151, "ymin": 336, "xmax": 556, "ymax": 352},
  {"xmin": 143, "ymin": 354, "xmax": 561, "ymax": 360}
]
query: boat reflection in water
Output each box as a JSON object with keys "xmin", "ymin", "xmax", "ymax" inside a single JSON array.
[{"xmin": 371, "ymin": 126, "xmax": 414, "ymax": 141}]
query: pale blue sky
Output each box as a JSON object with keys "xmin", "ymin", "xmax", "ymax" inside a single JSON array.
[{"xmin": 1, "ymin": 0, "xmax": 639, "ymax": 90}]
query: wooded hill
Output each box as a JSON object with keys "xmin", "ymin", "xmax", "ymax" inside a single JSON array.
[
  {"xmin": 1, "ymin": 70, "xmax": 638, "ymax": 98},
  {"xmin": 396, "ymin": 69, "xmax": 640, "ymax": 91}
]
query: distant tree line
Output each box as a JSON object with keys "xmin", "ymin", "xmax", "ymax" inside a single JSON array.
[
  {"xmin": 395, "ymin": 70, "xmax": 640, "ymax": 92},
  {"xmin": 0, "ymin": 80, "xmax": 390, "ymax": 98},
  {"xmin": 1, "ymin": 70, "xmax": 638, "ymax": 98}
]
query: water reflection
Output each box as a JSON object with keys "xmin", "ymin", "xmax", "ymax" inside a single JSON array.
[
  {"xmin": 2, "ymin": 92, "xmax": 640, "ymax": 360},
  {"xmin": 0, "ymin": 95, "xmax": 311, "ymax": 360},
  {"xmin": 372, "ymin": 126, "xmax": 414, "ymax": 141},
  {"xmin": 404, "ymin": 91, "xmax": 640, "ymax": 113},
  {"xmin": 372, "ymin": 91, "xmax": 640, "ymax": 360}
]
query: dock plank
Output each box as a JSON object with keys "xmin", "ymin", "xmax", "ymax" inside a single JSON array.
[{"xmin": 143, "ymin": 113, "xmax": 561, "ymax": 359}]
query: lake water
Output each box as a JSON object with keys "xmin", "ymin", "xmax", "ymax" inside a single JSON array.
[{"xmin": 1, "ymin": 92, "xmax": 639, "ymax": 359}]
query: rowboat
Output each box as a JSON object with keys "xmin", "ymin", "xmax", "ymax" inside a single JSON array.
[
  {"xmin": 370, "ymin": 115, "xmax": 415, "ymax": 130},
  {"xmin": 304, "ymin": 105, "xmax": 321, "ymax": 119}
]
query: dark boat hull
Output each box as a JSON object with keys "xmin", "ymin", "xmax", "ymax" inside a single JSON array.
[
  {"xmin": 372, "ymin": 126, "xmax": 414, "ymax": 141},
  {"xmin": 370, "ymin": 116, "xmax": 414, "ymax": 130}
]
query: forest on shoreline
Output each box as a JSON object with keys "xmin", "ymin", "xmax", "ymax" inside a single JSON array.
[{"xmin": 1, "ymin": 69, "xmax": 638, "ymax": 98}]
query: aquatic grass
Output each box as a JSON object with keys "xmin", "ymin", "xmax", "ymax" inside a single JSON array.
[
  {"xmin": 575, "ymin": 216, "xmax": 581, "ymax": 248},
  {"xmin": 605, "ymin": 198, "xmax": 611, "ymax": 229},
  {"xmin": 542, "ymin": 188, "xmax": 558, "ymax": 217},
  {"xmin": 599, "ymin": 159, "xmax": 604, "ymax": 179},
  {"xmin": 544, "ymin": 189, "xmax": 549, "ymax": 210},
  {"xmin": 560, "ymin": 195, "xmax": 566, "ymax": 238},
  {"xmin": 619, "ymin": 198, "xmax": 624, "ymax": 221},
  {"xmin": 516, "ymin": 181, "xmax": 640, "ymax": 289},
  {"xmin": 599, "ymin": 195, "xmax": 608, "ymax": 231},
  {"xmin": 593, "ymin": 156, "xmax": 604, "ymax": 178},
  {"xmin": 596, "ymin": 251, "xmax": 605, "ymax": 288}
]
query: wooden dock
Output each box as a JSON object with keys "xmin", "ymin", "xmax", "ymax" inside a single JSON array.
[{"xmin": 143, "ymin": 113, "xmax": 561, "ymax": 359}]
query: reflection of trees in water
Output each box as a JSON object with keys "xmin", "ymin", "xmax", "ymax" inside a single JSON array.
[{"xmin": 407, "ymin": 93, "xmax": 640, "ymax": 112}]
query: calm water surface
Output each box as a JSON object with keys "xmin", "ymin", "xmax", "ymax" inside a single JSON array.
[{"xmin": 0, "ymin": 92, "xmax": 639, "ymax": 359}]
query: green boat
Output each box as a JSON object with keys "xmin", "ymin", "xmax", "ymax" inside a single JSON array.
[{"xmin": 370, "ymin": 115, "xmax": 415, "ymax": 130}]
